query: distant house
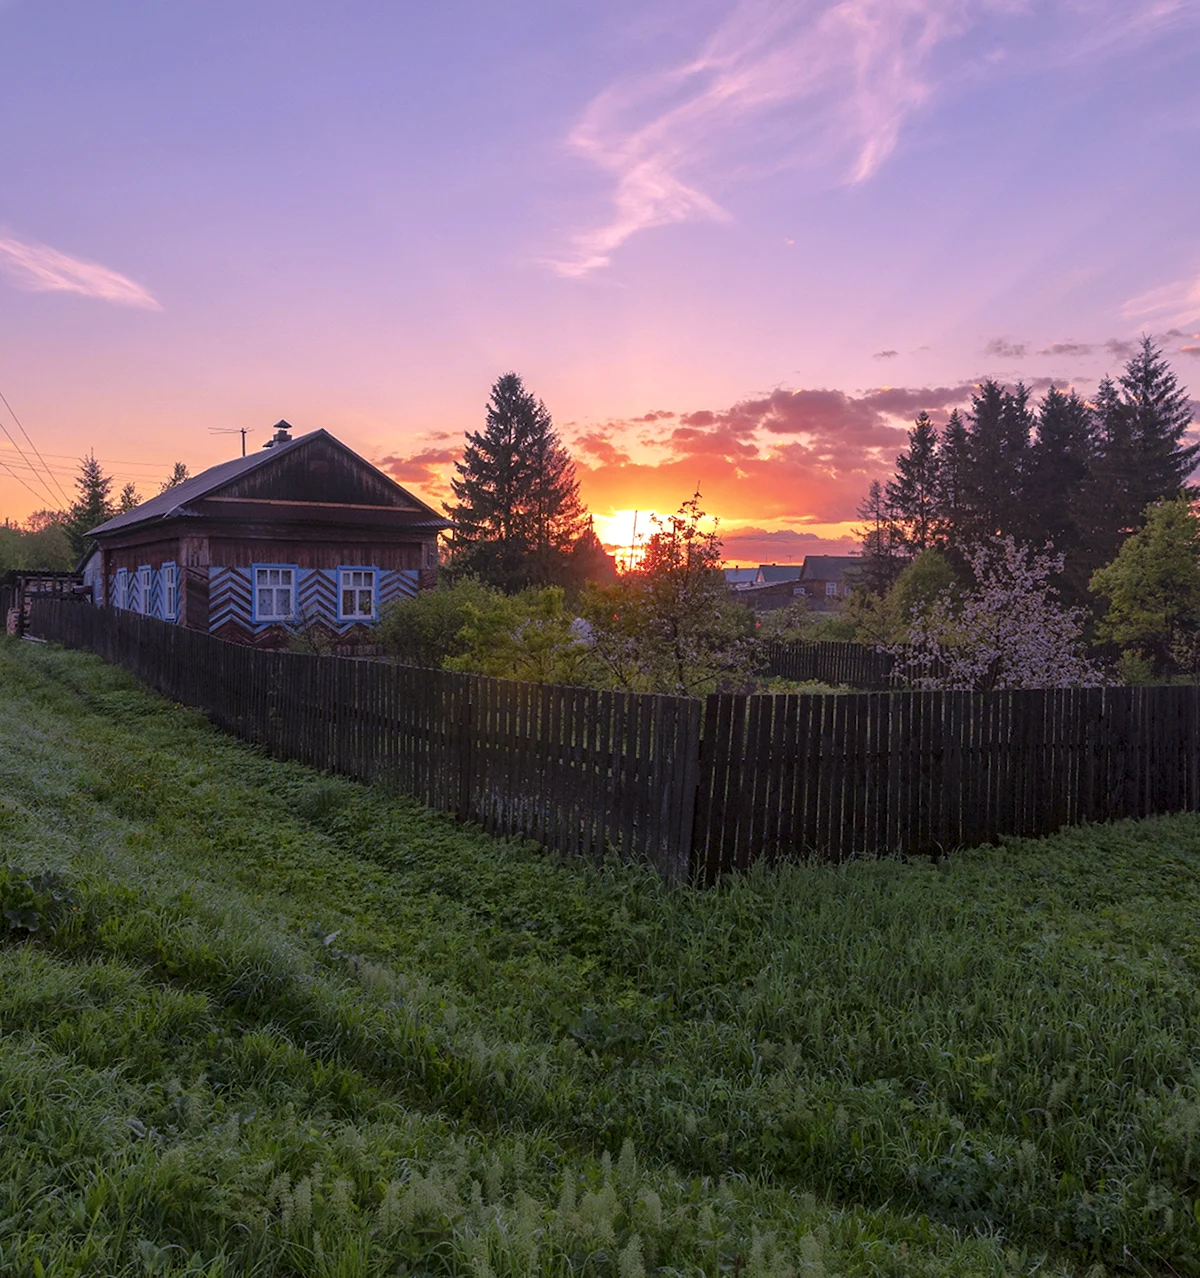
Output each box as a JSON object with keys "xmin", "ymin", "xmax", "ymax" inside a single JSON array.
[
  {"xmin": 792, "ymin": 556, "xmax": 861, "ymax": 608},
  {"xmin": 82, "ymin": 422, "xmax": 450, "ymax": 649},
  {"xmin": 723, "ymin": 567, "xmax": 759, "ymax": 588},
  {"xmin": 733, "ymin": 555, "xmax": 862, "ymax": 613}
]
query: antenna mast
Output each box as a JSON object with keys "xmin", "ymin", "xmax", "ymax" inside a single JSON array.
[{"xmin": 209, "ymin": 426, "xmax": 255, "ymax": 457}]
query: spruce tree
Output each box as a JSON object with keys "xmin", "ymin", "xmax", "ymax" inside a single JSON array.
[
  {"xmin": 65, "ymin": 453, "xmax": 115, "ymax": 560},
  {"xmin": 1119, "ymin": 335, "xmax": 1198, "ymax": 505},
  {"xmin": 935, "ymin": 408, "xmax": 971, "ymax": 543},
  {"xmin": 855, "ymin": 479, "xmax": 905, "ymax": 594},
  {"xmin": 886, "ymin": 411, "xmax": 942, "ymax": 553},
  {"xmin": 962, "ymin": 379, "xmax": 1033, "ymax": 544},
  {"xmin": 567, "ymin": 520, "xmax": 618, "ymax": 589},
  {"xmin": 117, "ymin": 482, "xmax": 141, "ymax": 513},
  {"xmin": 448, "ymin": 373, "xmax": 587, "ymax": 591},
  {"xmin": 160, "ymin": 462, "xmax": 191, "ymax": 492},
  {"xmin": 1077, "ymin": 342, "xmax": 1197, "ymax": 587},
  {"xmin": 1025, "ymin": 384, "xmax": 1093, "ymax": 537}
]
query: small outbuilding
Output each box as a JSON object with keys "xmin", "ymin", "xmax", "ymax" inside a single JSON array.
[{"xmin": 83, "ymin": 422, "xmax": 450, "ymax": 649}]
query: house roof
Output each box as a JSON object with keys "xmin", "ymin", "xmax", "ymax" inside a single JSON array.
[
  {"xmin": 87, "ymin": 428, "xmax": 449, "ymax": 538},
  {"xmin": 755, "ymin": 563, "xmax": 806, "ymax": 584},
  {"xmin": 799, "ymin": 555, "xmax": 861, "ymax": 582}
]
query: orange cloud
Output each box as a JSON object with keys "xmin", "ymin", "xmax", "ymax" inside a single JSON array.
[
  {"xmin": 573, "ymin": 381, "xmax": 982, "ymax": 524},
  {"xmin": 572, "ymin": 430, "xmax": 632, "ymax": 465}
]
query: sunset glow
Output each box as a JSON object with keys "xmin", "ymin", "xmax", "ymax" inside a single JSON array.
[
  {"xmin": 1, "ymin": 2, "xmax": 1197, "ymax": 545},
  {"xmin": 591, "ymin": 509, "xmax": 663, "ymax": 571}
]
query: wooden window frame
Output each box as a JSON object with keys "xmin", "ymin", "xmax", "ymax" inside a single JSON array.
[
  {"xmin": 337, "ymin": 566, "xmax": 377, "ymax": 622},
  {"xmin": 163, "ymin": 563, "xmax": 177, "ymax": 621},
  {"xmin": 252, "ymin": 564, "xmax": 298, "ymax": 624}
]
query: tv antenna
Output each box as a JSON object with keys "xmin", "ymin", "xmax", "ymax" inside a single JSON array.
[{"xmin": 209, "ymin": 426, "xmax": 255, "ymax": 457}]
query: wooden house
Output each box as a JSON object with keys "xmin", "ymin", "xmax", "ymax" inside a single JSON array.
[
  {"xmin": 733, "ymin": 556, "xmax": 863, "ymax": 613},
  {"xmin": 83, "ymin": 422, "xmax": 450, "ymax": 649}
]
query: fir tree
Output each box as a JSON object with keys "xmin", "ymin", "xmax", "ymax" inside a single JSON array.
[
  {"xmin": 447, "ymin": 373, "xmax": 587, "ymax": 591},
  {"xmin": 567, "ymin": 519, "xmax": 618, "ymax": 589},
  {"xmin": 855, "ymin": 479, "xmax": 905, "ymax": 595},
  {"xmin": 962, "ymin": 379, "xmax": 1033, "ymax": 544},
  {"xmin": 1025, "ymin": 386, "xmax": 1095, "ymax": 598},
  {"xmin": 886, "ymin": 411, "xmax": 942, "ymax": 553},
  {"xmin": 65, "ymin": 453, "xmax": 115, "ymax": 560},
  {"xmin": 117, "ymin": 482, "xmax": 141, "ymax": 512},
  {"xmin": 160, "ymin": 461, "xmax": 191, "ymax": 492},
  {"xmin": 935, "ymin": 409, "xmax": 971, "ymax": 541},
  {"xmin": 1119, "ymin": 335, "xmax": 1198, "ymax": 505},
  {"xmin": 1076, "ymin": 341, "xmax": 1197, "ymax": 587}
]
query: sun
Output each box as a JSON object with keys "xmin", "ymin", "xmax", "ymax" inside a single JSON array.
[{"xmin": 591, "ymin": 508, "xmax": 664, "ymax": 572}]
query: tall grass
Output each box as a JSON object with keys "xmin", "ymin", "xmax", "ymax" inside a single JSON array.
[{"xmin": 3, "ymin": 636, "xmax": 1199, "ymax": 1275}]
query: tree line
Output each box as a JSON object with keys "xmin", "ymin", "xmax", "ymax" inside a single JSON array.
[
  {"xmin": 852, "ymin": 336, "xmax": 1200, "ymax": 681},
  {"xmin": 861, "ymin": 336, "xmax": 1196, "ymax": 601},
  {"xmin": 0, "ymin": 457, "xmax": 190, "ymax": 573}
]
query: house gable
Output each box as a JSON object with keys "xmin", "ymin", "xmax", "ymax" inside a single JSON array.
[{"xmin": 204, "ymin": 431, "xmax": 427, "ymax": 512}]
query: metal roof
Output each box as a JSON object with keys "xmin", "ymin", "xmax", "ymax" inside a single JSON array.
[
  {"xmin": 755, "ymin": 564, "xmax": 806, "ymax": 584},
  {"xmin": 799, "ymin": 555, "xmax": 861, "ymax": 581},
  {"xmin": 86, "ymin": 428, "xmax": 449, "ymax": 537},
  {"xmin": 87, "ymin": 434, "xmax": 311, "ymax": 537}
]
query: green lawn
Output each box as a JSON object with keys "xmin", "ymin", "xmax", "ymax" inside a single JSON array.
[{"xmin": 2, "ymin": 636, "xmax": 1199, "ymax": 1277}]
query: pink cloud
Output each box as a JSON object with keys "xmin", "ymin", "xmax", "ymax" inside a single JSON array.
[
  {"xmin": 0, "ymin": 228, "xmax": 160, "ymax": 310},
  {"xmin": 376, "ymin": 447, "xmax": 459, "ymax": 493}
]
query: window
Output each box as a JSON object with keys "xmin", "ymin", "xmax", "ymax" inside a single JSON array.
[
  {"xmin": 339, "ymin": 568, "xmax": 376, "ymax": 620},
  {"xmin": 793, "ymin": 585, "xmax": 807, "ymax": 597},
  {"xmin": 825, "ymin": 581, "xmax": 838, "ymax": 597},
  {"xmin": 139, "ymin": 566, "xmax": 152, "ymax": 614},
  {"xmin": 254, "ymin": 566, "xmax": 296, "ymax": 622},
  {"xmin": 114, "ymin": 568, "xmax": 128, "ymax": 610},
  {"xmin": 163, "ymin": 563, "xmax": 177, "ymax": 620}
]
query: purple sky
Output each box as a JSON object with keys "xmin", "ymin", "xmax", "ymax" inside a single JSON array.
[{"xmin": 2, "ymin": 0, "xmax": 1199, "ymax": 561}]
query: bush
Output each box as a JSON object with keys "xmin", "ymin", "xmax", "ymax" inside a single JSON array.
[{"xmin": 377, "ymin": 576, "xmax": 502, "ymax": 669}]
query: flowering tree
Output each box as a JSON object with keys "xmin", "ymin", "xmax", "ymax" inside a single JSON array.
[
  {"xmin": 581, "ymin": 494, "xmax": 756, "ymax": 695},
  {"xmin": 887, "ymin": 537, "xmax": 1106, "ymax": 690}
]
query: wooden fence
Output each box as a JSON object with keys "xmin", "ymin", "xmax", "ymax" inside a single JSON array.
[
  {"xmin": 761, "ymin": 639, "xmax": 898, "ymax": 688},
  {"xmin": 760, "ymin": 638, "xmax": 1119, "ymax": 691},
  {"xmin": 26, "ymin": 599, "xmax": 1200, "ymax": 881}
]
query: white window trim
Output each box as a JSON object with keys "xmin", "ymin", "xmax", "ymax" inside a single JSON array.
[
  {"xmin": 163, "ymin": 563, "xmax": 177, "ymax": 621},
  {"xmin": 337, "ymin": 566, "xmax": 377, "ymax": 622},
  {"xmin": 139, "ymin": 566, "xmax": 152, "ymax": 615},
  {"xmin": 252, "ymin": 564, "xmax": 298, "ymax": 624},
  {"xmin": 114, "ymin": 568, "xmax": 128, "ymax": 610},
  {"xmin": 825, "ymin": 581, "xmax": 838, "ymax": 597}
]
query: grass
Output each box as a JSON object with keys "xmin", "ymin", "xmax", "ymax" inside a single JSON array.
[{"xmin": 2, "ymin": 636, "xmax": 1200, "ymax": 1276}]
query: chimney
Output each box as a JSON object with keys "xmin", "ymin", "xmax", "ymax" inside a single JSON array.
[{"xmin": 262, "ymin": 419, "xmax": 294, "ymax": 449}]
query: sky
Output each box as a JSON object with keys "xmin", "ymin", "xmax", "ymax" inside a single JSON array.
[{"xmin": 2, "ymin": 0, "xmax": 1200, "ymax": 564}]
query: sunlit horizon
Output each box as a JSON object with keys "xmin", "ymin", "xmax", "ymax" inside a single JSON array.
[{"xmin": 1, "ymin": 3, "xmax": 1197, "ymax": 540}]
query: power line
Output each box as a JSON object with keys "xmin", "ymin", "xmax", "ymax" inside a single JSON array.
[
  {"xmin": 0, "ymin": 455, "xmax": 53, "ymax": 506},
  {"xmin": 0, "ymin": 418, "xmax": 59, "ymax": 509},
  {"xmin": 0, "ymin": 454, "xmax": 166, "ymax": 481},
  {"xmin": 0, "ymin": 384, "xmax": 72, "ymax": 507}
]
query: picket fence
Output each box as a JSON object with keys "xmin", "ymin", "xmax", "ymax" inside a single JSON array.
[{"xmin": 27, "ymin": 598, "xmax": 1200, "ymax": 881}]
